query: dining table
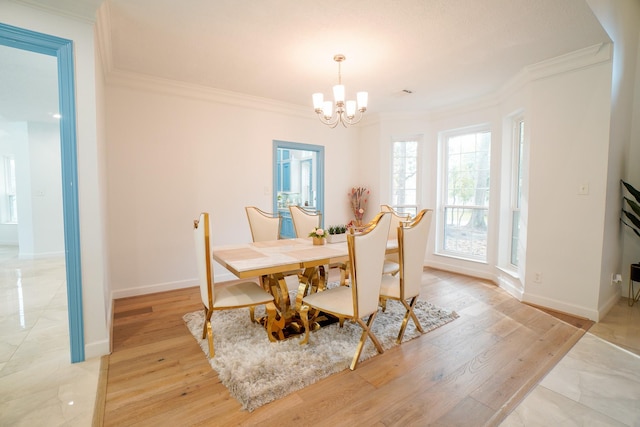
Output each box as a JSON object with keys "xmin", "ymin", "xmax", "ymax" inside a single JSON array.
[{"xmin": 212, "ymin": 237, "xmax": 398, "ymax": 341}]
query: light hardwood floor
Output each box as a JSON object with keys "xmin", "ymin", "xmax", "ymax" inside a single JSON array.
[{"xmin": 100, "ymin": 269, "xmax": 594, "ymax": 426}]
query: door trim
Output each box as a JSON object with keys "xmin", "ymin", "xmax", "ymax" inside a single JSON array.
[{"xmin": 0, "ymin": 23, "xmax": 85, "ymax": 362}]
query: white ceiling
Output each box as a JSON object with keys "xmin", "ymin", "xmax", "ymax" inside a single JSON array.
[{"xmin": 2, "ymin": 0, "xmax": 612, "ymax": 121}]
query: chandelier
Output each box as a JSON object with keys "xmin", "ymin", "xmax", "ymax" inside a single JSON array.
[{"xmin": 312, "ymin": 54, "xmax": 368, "ymax": 128}]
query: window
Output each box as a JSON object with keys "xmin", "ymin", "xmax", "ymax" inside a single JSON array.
[
  {"xmin": 391, "ymin": 138, "xmax": 420, "ymax": 217},
  {"xmin": 441, "ymin": 129, "xmax": 491, "ymax": 260},
  {"xmin": 1, "ymin": 156, "xmax": 17, "ymax": 224},
  {"xmin": 510, "ymin": 118, "xmax": 524, "ymax": 266}
]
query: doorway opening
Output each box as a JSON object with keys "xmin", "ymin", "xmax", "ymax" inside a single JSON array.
[
  {"xmin": 272, "ymin": 141, "xmax": 324, "ymax": 238},
  {"xmin": 0, "ymin": 23, "xmax": 84, "ymax": 362}
]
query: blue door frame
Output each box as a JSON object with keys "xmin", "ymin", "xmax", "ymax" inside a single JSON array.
[
  {"xmin": 273, "ymin": 140, "xmax": 324, "ymax": 238},
  {"xmin": 0, "ymin": 23, "xmax": 85, "ymax": 362}
]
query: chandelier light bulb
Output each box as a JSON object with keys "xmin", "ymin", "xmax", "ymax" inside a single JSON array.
[
  {"xmin": 312, "ymin": 93, "xmax": 324, "ymax": 111},
  {"xmin": 356, "ymin": 91, "xmax": 368, "ymax": 110}
]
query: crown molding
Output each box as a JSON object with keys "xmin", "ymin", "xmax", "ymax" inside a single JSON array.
[
  {"xmin": 10, "ymin": 0, "xmax": 98, "ymax": 24},
  {"xmin": 525, "ymin": 42, "xmax": 612, "ymax": 82},
  {"xmin": 105, "ymin": 68, "xmax": 313, "ymax": 119},
  {"xmin": 95, "ymin": 0, "xmax": 113, "ymax": 80}
]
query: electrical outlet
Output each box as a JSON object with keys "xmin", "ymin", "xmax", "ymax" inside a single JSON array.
[
  {"xmin": 611, "ymin": 273, "xmax": 622, "ymax": 285},
  {"xmin": 534, "ymin": 272, "xmax": 542, "ymax": 283}
]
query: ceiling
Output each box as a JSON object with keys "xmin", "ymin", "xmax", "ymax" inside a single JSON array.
[{"xmin": 1, "ymin": 0, "xmax": 612, "ymax": 122}]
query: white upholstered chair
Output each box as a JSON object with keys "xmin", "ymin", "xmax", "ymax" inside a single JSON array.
[
  {"xmin": 289, "ymin": 204, "xmax": 348, "ymax": 286},
  {"xmin": 245, "ymin": 206, "xmax": 281, "ymax": 242},
  {"xmin": 380, "ymin": 204, "xmax": 412, "ymax": 276},
  {"xmin": 379, "ymin": 209, "xmax": 433, "ymax": 344},
  {"xmin": 289, "ymin": 205, "xmax": 321, "ymax": 237},
  {"xmin": 194, "ymin": 212, "xmax": 275, "ymax": 358},
  {"xmin": 299, "ymin": 212, "xmax": 391, "ymax": 370}
]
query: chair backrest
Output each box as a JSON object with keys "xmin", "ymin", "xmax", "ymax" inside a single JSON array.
[
  {"xmin": 381, "ymin": 204, "xmax": 411, "ymax": 239},
  {"xmin": 245, "ymin": 206, "xmax": 281, "ymax": 242},
  {"xmin": 194, "ymin": 212, "xmax": 214, "ymax": 310},
  {"xmin": 398, "ymin": 209, "xmax": 433, "ymax": 299},
  {"xmin": 289, "ymin": 205, "xmax": 321, "ymax": 238},
  {"xmin": 347, "ymin": 212, "xmax": 391, "ymax": 318}
]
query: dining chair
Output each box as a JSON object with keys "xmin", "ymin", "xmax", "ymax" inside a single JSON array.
[
  {"xmin": 379, "ymin": 209, "xmax": 433, "ymax": 344},
  {"xmin": 246, "ymin": 205, "xmax": 302, "ymax": 308},
  {"xmin": 193, "ymin": 212, "xmax": 276, "ymax": 357},
  {"xmin": 299, "ymin": 212, "xmax": 391, "ymax": 370},
  {"xmin": 289, "ymin": 205, "xmax": 348, "ymax": 287},
  {"xmin": 245, "ymin": 206, "xmax": 281, "ymax": 242},
  {"xmin": 380, "ymin": 204, "xmax": 412, "ymax": 276},
  {"xmin": 289, "ymin": 205, "xmax": 322, "ymax": 237}
]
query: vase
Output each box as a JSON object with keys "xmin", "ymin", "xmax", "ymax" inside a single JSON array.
[
  {"xmin": 326, "ymin": 233, "xmax": 347, "ymax": 244},
  {"xmin": 312, "ymin": 237, "xmax": 325, "ymax": 246}
]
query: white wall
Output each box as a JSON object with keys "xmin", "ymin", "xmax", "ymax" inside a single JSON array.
[
  {"xmin": 523, "ymin": 47, "xmax": 612, "ymax": 319},
  {"xmin": 0, "ymin": 2, "xmax": 110, "ymax": 358},
  {"xmin": 362, "ymin": 45, "xmax": 613, "ymax": 321},
  {"xmin": 24, "ymin": 122, "xmax": 64, "ymax": 257},
  {"xmin": 105, "ymin": 77, "xmax": 359, "ymax": 296},
  {"xmin": 588, "ymin": 0, "xmax": 640, "ymax": 314}
]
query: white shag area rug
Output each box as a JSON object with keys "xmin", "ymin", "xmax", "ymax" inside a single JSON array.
[{"xmin": 183, "ymin": 296, "xmax": 458, "ymax": 412}]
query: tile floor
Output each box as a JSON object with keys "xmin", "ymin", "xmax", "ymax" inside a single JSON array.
[
  {"xmin": 0, "ymin": 245, "xmax": 638, "ymax": 426},
  {"xmin": 501, "ymin": 297, "xmax": 640, "ymax": 426},
  {"xmin": 0, "ymin": 247, "xmax": 100, "ymax": 426}
]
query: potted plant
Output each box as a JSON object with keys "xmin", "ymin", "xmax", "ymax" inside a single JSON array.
[
  {"xmin": 326, "ymin": 225, "xmax": 348, "ymax": 243},
  {"xmin": 308, "ymin": 227, "xmax": 327, "ymax": 245},
  {"xmin": 621, "ymin": 180, "xmax": 640, "ymax": 304}
]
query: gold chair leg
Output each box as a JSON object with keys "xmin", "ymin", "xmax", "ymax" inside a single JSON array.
[
  {"xmin": 206, "ymin": 320, "xmax": 214, "ymax": 358},
  {"xmin": 299, "ymin": 305, "xmax": 310, "ymax": 345},
  {"xmin": 397, "ymin": 297, "xmax": 423, "ymax": 344},
  {"xmin": 351, "ymin": 313, "xmax": 383, "ymax": 370},
  {"xmin": 380, "ymin": 297, "xmax": 388, "ymax": 312},
  {"xmin": 630, "ymin": 279, "xmax": 640, "ymax": 306}
]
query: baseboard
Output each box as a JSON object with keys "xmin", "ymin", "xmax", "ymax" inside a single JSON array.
[
  {"xmin": 522, "ymin": 291, "xmax": 599, "ymax": 321},
  {"xmin": 84, "ymin": 339, "xmax": 110, "ymax": 359},
  {"xmin": 111, "ymin": 279, "xmax": 198, "ymax": 299},
  {"xmin": 597, "ymin": 291, "xmax": 620, "ymax": 322},
  {"xmin": 426, "ymin": 259, "xmax": 493, "ymax": 282}
]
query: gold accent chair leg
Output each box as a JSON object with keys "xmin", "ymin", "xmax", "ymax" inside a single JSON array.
[
  {"xmin": 266, "ymin": 302, "xmax": 285, "ymax": 342},
  {"xmin": 351, "ymin": 312, "xmax": 384, "ymax": 370},
  {"xmin": 206, "ymin": 322, "xmax": 214, "ymax": 358},
  {"xmin": 299, "ymin": 305, "xmax": 310, "ymax": 345},
  {"xmin": 249, "ymin": 306, "xmax": 256, "ymax": 323},
  {"xmin": 630, "ymin": 279, "xmax": 640, "ymax": 306},
  {"xmin": 201, "ymin": 306, "xmax": 215, "ymax": 358},
  {"xmin": 397, "ymin": 296, "xmax": 423, "ymax": 344},
  {"xmin": 380, "ymin": 297, "xmax": 388, "ymax": 312}
]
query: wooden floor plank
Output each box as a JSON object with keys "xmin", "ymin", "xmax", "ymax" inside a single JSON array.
[{"xmin": 101, "ymin": 268, "xmax": 587, "ymax": 426}]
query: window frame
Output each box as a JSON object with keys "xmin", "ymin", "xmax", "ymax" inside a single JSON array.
[
  {"xmin": 389, "ymin": 135, "xmax": 422, "ymax": 217},
  {"xmin": 438, "ymin": 126, "xmax": 492, "ymax": 262},
  {"xmin": 509, "ymin": 116, "xmax": 525, "ymax": 267}
]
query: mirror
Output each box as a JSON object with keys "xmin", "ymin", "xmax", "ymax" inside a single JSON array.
[{"xmin": 273, "ymin": 141, "xmax": 324, "ymax": 238}]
